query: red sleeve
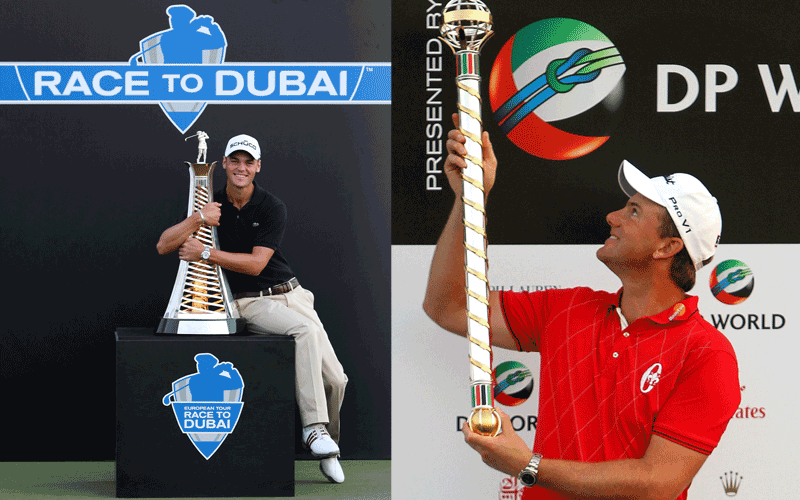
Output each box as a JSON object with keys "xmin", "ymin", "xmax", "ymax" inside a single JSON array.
[
  {"xmin": 499, "ymin": 288, "xmax": 598, "ymax": 352},
  {"xmin": 499, "ymin": 289, "xmax": 549, "ymax": 351},
  {"xmin": 652, "ymin": 347, "xmax": 741, "ymax": 455}
]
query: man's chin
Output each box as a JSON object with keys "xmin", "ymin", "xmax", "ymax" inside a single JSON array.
[
  {"xmin": 596, "ymin": 248, "xmax": 617, "ymax": 271},
  {"xmin": 596, "ymin": 246, "xmax": 609, "ymax": 263}
]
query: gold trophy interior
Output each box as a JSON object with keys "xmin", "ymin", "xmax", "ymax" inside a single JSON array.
[{"xmin": 181, "ymin": 163, "xmax": 225, "ymax": 315}]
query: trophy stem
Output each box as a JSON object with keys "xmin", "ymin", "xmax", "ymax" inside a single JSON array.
[
  {"xmin": 458, "ymin": 69, "xmax": 500, "ymax": 436},
  {"xmin": 441, "ymin": 0, "xmax": 499, "ymax": 437}
]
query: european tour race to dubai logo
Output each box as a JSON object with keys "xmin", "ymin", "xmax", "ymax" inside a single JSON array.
[
  {"xmin": 0, "ymin": 4, "xmax": 390, "ymax": 134},
  {"xmin": 488, "ymin": 18, "xmax": 625, "ymax": 160},
  {"xmin": 709, "ymin": 259, "xmax": 754, "ymax": 305},
  {"xmin": 162, "ymin": 353, "xmax": 245, "ymax": 460}
]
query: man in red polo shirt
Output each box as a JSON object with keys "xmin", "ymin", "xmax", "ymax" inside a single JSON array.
[{"xmin": 423, "ymin": 117, "xmax": 740, "ymax": 500}]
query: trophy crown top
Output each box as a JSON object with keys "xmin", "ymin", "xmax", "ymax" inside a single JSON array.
[
  {"xmin": 440, "ymin": 0, "xmax": 493, "ymax": 52},
  {"xmin": 443, "ymin": 0, "xmax": 491, "ymax": 15}
]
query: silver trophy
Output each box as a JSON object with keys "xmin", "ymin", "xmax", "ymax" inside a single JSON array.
[
  {"xmin": 158, "ymin": 134, "xmax": 245, "ymax": 334},
  {"xmin": 440, "ymin": 0, "xmax": 499, "ymax": 436}
]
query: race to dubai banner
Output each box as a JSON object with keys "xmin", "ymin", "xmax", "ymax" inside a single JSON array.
[{"xmin": 392, "ymin": 1, "xmax": 799, "ymax": 499}]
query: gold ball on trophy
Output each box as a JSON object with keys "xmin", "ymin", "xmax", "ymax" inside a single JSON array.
[{"xmin": 469, "ymin": 407, "xmax": 501, "ymax": 437}]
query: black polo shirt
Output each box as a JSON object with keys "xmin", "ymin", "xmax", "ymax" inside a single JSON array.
[{"xmin": 214, "ymin": 182, "xmax": 295, "ymax": 293}]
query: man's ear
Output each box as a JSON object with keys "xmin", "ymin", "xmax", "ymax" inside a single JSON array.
[{"xmin": 653, "ymin": 237, "xmax": 683, "ymax": 261}]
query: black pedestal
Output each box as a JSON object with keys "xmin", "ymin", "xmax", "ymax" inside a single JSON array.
[{"xmin": 115, "ymin": 328, "xmax": 295, "ymax": 498}]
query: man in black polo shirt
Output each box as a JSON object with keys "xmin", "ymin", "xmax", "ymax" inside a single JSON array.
[{"xmin": 156, "ymin": 134, "xmax": 348, "ymax": 484}]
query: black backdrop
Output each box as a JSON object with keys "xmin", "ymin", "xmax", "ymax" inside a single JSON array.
[
  {"xmin": 392, "ymin": 0, "xmax": 800, "ymax": 246},
  {"xmin": 0, "ymin": 0, "xmax": 390, "ymax": 461}
]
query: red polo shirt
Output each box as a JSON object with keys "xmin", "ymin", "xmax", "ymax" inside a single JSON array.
[{"xmin": 499, "ymin": 287, "xmax": 740, "ymax": 500}]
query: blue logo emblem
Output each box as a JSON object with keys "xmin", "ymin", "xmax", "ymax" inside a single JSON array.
[
  {"xmin": 0, "ymin": 4, "xmax": 390, "ymax": 133},
  {"xmin": 162, "ymin": 353, "xmax": 244, "ymax": 460},
  {"xmin": 130, "ymin": 5, "xmax": 227, "ymax": 133}
]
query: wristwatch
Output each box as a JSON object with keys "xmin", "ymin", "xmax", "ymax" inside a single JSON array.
[
  {"xmin": 201, "ymin": 245, "xmax": 211, "ymax": 262},
  {"xmin": 518, "ymin": 453, "xmax": 543, "ymax": 487}
]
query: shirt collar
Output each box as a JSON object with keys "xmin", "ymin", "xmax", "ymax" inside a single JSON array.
[
  {"xmin": 249, "ymin": 182, "xmax": 267, "ymax": 206},
  {"xmin": 614, "ymin": 288, "xmax": 699, "ymax": 327},
  {"xmin": 649, "ymin": 295, "xmax": 698, "ymax": 324},
  {"xmin": 222, "ymin": 181, "xmax": 266, "ymax": 209}
]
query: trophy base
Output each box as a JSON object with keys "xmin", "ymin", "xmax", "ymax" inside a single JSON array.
[
  {"xmin": 469, "ymin": 407, "xmax": 502, "ymax": 437},
  {"xmin": 157, "ymin": 317, "xmax": 247, "ymax": 335}
]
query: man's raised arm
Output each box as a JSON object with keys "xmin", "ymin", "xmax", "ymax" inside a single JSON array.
[{"xmin": 422, "ymin": 115, "xmax": 517, "ymax": 351}]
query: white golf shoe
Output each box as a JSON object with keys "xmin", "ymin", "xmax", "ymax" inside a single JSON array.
[
  {"xmin": 302, "ymin": 423, "xmax": 340, "ymax": 458},
  {"xmin": 320, "ymin": 456, "xmax": 345, "ymax": 484}
]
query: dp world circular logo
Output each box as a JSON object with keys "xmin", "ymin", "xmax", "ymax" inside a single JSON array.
[
  {"xmin": 488, "ymin": 18, "xmax": 626, "ymax": 160},
  {"xmin": 709, "ymin": 259, "xmax": 755, "ymax": 305},
  {"xmin": 492, "ymin": 361, "xmax": 534, "ymax": 407}
]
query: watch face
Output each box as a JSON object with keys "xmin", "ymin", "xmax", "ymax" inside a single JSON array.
[{"xmin": 520, "ymin": 471, "xmax": 535, "ymax": 487}]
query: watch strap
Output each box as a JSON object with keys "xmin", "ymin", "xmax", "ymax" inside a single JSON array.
[{"xmin": 519, "ymin": 452, "xmax": 543, "ymax": 487}]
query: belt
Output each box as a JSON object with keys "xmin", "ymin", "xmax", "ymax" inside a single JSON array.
[{"xmin": 233, "ymin": 277, "xmax": 300, "ymax": 299}]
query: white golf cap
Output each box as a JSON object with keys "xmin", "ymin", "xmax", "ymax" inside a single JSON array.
[
  {"xmin": 225, "ymin": 134, "xmax": 261, "ymax": 160},
  {"xmin": 618, "ymin": 160, "xmax": 721, "ymax": 271}
]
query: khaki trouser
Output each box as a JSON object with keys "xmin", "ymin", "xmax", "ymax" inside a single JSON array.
[{"xmin": 236, "ymin": 285, "xmax": 348, "ymax": 443}]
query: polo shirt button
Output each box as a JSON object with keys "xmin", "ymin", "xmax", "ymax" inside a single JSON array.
[
  {"xmin": 612, "ymin": 352, "xmax": 619, "ymax": 358},
  {"xmin": 623, "ymin": 332, "xmax": 630, "ymax": 337}
]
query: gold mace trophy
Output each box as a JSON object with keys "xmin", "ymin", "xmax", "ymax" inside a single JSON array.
[
  {"xmin": 157, "ymin": 131, "xmax": 245, "ymax": 335},
  {"xmin": 440, "ymin": 0, "xmax": 499, "ymax": 436}
]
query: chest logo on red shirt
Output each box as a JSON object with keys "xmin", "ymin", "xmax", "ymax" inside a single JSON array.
[{"xmin": 640, "ymin": 363, "xmax": 662, "ymax": 393}]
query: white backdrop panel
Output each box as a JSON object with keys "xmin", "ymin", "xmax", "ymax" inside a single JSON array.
[{"xmin": 392, "ymin": 244, "xmax": 798, "ymax": 500}]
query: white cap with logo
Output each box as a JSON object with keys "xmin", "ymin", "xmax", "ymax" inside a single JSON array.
[
  {"xmin": 225, "ymin": 134, "xmax": 261, "ymax": 160},
  {"xmin": 618, "ymin": 160, "xmax": 721, "ymax": 271}
]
